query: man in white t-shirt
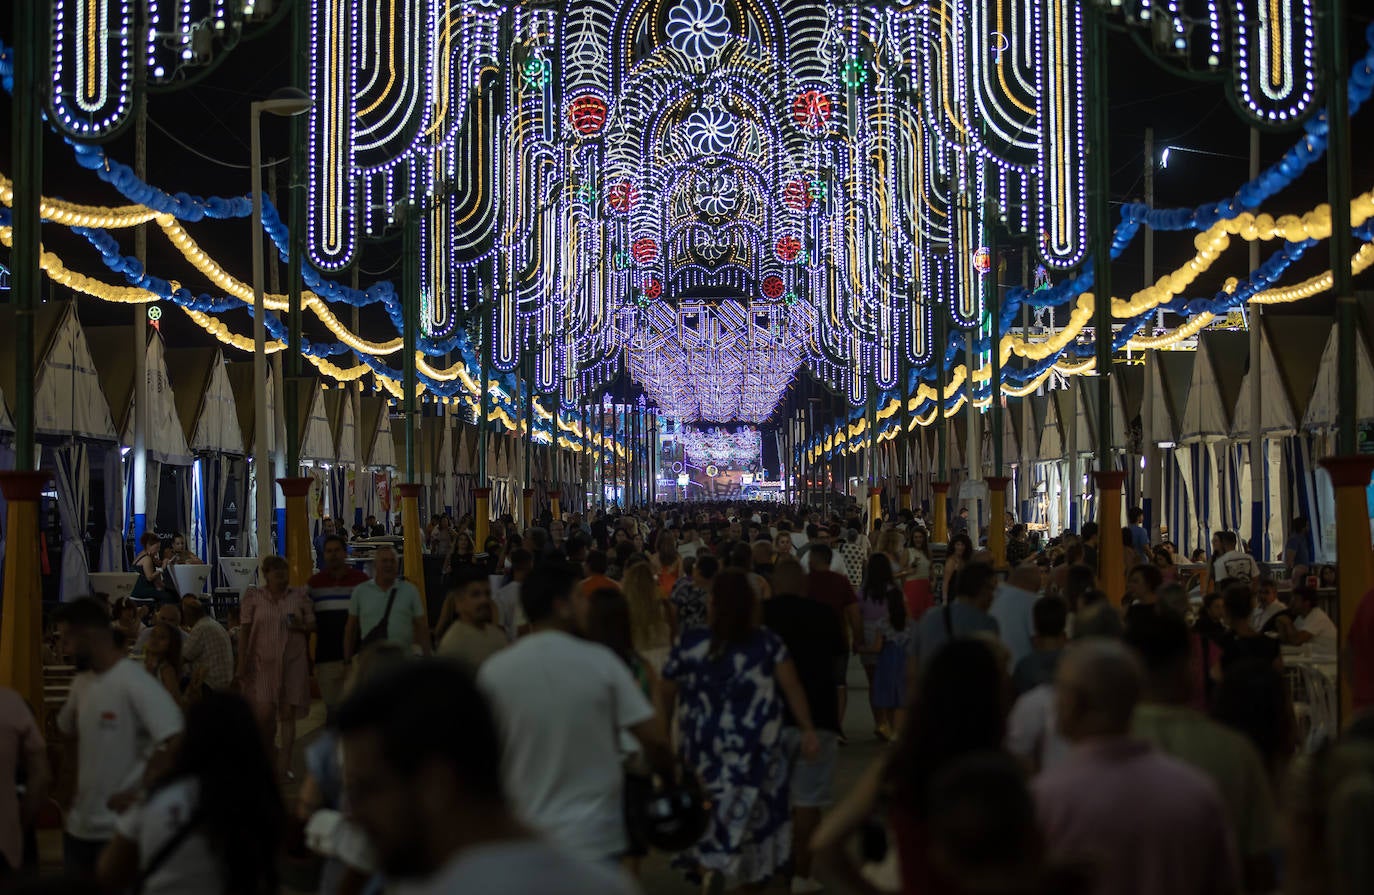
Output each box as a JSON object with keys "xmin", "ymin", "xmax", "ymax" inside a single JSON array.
[
  {"xmin": 1291, "ymin": 587, "xmax": 1339, "ymax": 656},
  {"xmin": 477, "ymin": 561, "xmax": 675, "ymax": 862},
  {"xmin": 677, "ymin": 525, "xmax": 702, "ymax": 559},
  {"xmin": 1211, "ymin": 531, "xmax": 1261, "ymax": 584},
  {"xmin": 337, "ymin": 660, "xmax": 639, "ymax": 894},
  {"xmin": 56, "ymin": 598, "xmax": 183, "ymax": 875}
]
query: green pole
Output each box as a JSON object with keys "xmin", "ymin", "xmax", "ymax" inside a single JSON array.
[
  {"xmin": 1087, "ymin": 1, "xmax": 1114, "ymax": 469},
  {"xmin": 523, "ymin": 352, "xmax": 533, "ymax": 493},
  {"xmin": 10, "ymin": 0, "xmax": 44, "ymax": 472},
  {"xmin": 284, "ymin": 0, "xmax": 308, "ymax": 475},
  {"xmin": 1328, "ymin": 0, "xmax": 1356, "ymax": 454},
  {"xmin": 402, "ymin": 203, "xmax": 420, "ymax": 482}
]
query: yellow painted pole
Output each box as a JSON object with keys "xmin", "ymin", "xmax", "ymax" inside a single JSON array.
[
  {"xmin": 986, "ymin": 476, "xmax": 1011, "ymax": 569},
  {"xmin": 1318, "ymin": 456, "xmax": 1374, "ymax": 720},
  {"xmin": 548, "ymin": 488, "xmax": 562, "ymax": 523},
  {"xmin": 1093, "ymin": 470, "xmax": 1127, "ymax": 605},
  {"xmin": 932, "ymin": 481, "xmax": 950, "ymax": 544},
  {"xmin": 899, "ymin": 484, "xmax": 912, "ymax": 513},
  {"xmin": 0, "ymin": 472, "xmax": 49, "ymax": 729},
  {"xmin": 278, "ymin": 477, "xmax": 314, "ymax": 587},
  {"xmin": 868, "ymin": 486, "xmax": 882, "ymax": 530},
  {"xmin": 474, "ymin": 487, "xmax": 491, "ymax": 553},
  {"xmin": 397, "ymin": 483, "xmax": 424, "ymax": 585}
]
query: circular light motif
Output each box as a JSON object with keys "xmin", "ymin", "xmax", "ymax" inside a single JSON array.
[
  {"xmin": 694, "ymin": 169, "xmax": 739, "ymax": 218},
  {"xmin": 642, "ymin": 277, "xmax": 663, "ymax": 300},
  {"xmin": 705, "ymin": 463, "xmax": 720, "ymax": 478},
  {"xmin": 666, "ymin": 0, "xmax": 731, "ymax": 59},
  {"xmin": 782, "ymin": 179, "xmax": 813, "ymax": 212},
  {"xmin": 774, "ymin": 235, "xmax": 802, "ymax": 263},
  {"xmin": 791, "ymin": 90, "xmax": 832, "ymax": 132},
  {"xmin": 760, "ymin": 274, "xmax": 786, "ymax": 300},
  {"xmin": 567, "ymin": 94, "xmax": 608, "ymax": 135},
  {"xmin": 606, "ymin": 181, "xmax": 639, "ymax": 213},
  {"xmin": 973, "ymin": 246, "xmax": 992, "ymax": 275},
  {"xmin": 683, "ymin": 107, "xmax": 737, "ymax": 156},
  {"xmin": 147, "ymin": 305, "xmax": 163, "ymax": 321},
  {"xmin": 631, "ymin": 237, "xmax": 659, "ymax": 264}
]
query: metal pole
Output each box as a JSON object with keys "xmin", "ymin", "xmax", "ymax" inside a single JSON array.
[
  {"xmin": 131, "ymin": 0, "xmax": 149, "ymax": 542},
  {"xmin": 285, "ymin": 0, "xmax": 308, "ymax": 476},
  {"xmin": 10, "ymin": 0, "xmax": 42, "ymax": 473},
  {"xmin": 478, "ymin": 298, "xmax": 490, "ymax": 489},
  {"xmin": 250, "ymin": 105, "xmax": 272, "ymax": 556},
  {"xmin": 1328, "ymin": 0, "xmax": 1355, "ymax": 454},
  {"xmin": 1087, "ymin": 0, "xmax": 1114, "ymax": 470},
  {"xmin": 965, "ymin": 336, "xmax": 980, "ymax": 491},
  {"xmin": 402, "ymin": 202, "xmax": 420, "ymax": 483},
  {"xmin": 935, "ymin": 312, "xmax": 948, "ymax": 482},
  {"xmin": 1247, "ymin": 128, "xmax": 1264, "ymax": 560},
  {"xmin": 523, "ymin": 354, "xmax": 534, "ymax": 500},
  {"xmin": 989, "ymin": 208, "xmax": 1003, "ymax": 478},
  {"xmin": 1143, "ymin": 127, "xmax": 1161, "ymax": 538}
]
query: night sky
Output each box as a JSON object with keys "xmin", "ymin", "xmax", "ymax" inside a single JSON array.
[{"xmin": 3, "ymin": 7, "xmax": 1373, "ymax": 431}]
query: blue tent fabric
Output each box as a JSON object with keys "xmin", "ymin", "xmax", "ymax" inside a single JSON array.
[{"xmin": 48, "ymin": 442, "xmax": 90, "ymax": 602}]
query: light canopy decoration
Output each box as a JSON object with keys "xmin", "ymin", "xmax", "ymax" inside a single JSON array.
[
  {"xmin": 33, "ymin": 0, "xmax": 1340, "ymax": 430},
  {"xmin": 677, "ymin": 425, "xmax": 762, "ymax": 467}
]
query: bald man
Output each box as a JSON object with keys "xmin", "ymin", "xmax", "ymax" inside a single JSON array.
[
  {"xmin": 989, "ymin": 563, "xmax": 1043, "ymax": 667},
  {"xmin": 1034, "ymin": 641, "xmax": 1239, "ymax": 895}
]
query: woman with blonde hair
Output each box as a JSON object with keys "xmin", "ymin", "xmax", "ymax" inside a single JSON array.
[{"xmin": 620, "ymin": 560, "xmax": 671, "ymax": 670}]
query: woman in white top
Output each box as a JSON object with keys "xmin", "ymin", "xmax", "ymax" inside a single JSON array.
[{"xmin": 98, "ymin": 691, "xmax": 283, "ymax": 895}]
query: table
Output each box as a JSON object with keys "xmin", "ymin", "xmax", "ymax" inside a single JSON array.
[
  {"xmin": 219, "ymin": 557, "xmax": 259, "ymax": 597},
  {"xmin": 88, "ymin": 572, "xmax": 139, "ymax": 604},
  {"xmin": 167, "ymin": 564, "xmax": 210, "ymax": 598}
]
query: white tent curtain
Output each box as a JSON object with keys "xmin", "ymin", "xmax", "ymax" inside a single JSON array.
[
  {"xmin": 1174, "ymin": 447, "xmax": 1198, "ymax": 557},
  {"xmin": 48, "ymin": 442, "xmax": 90, "ymax": 602},
  {"xmin": 0, "ymin": 441, "xmax": 13, "ymax": 568},
  {"xmin": 245, "ymin": 462, "xmax": 259, "ymax": 557},
  {"xmin": 100, "ymin": 447, "xmax": 125, "ymax": 571},
  {"xmin": 191, "ymin": 461, "xmax": 206, "ymax": 569}
]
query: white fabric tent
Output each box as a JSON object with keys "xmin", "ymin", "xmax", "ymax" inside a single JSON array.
[
  {"xmin": 27, "ymin": 304, "xmax": 118, "ymax": 441},
  {"xmin": 334, "ymin": 392, "xmax": 360, "ymax": 466},
  {"xmin": 188, "ymin": 351, "xmax": 245, "ymax": 455},
  {"xmin": 225, "ymin": 362, "xmax": 277, "ymax": 557},
  {"xmin": 368, "ymin": 401, "xmax": 397, "ymax": 468},
  {"xmin": 1039, "ymin": 392, "xmax": 1064, "ymax": 461},
  {"xmin": 121, "ymin": 336, "xmax": 194, "ymax": 466},
  {"xmin": 1303, "ymin": 323, "xmax": 1374, "ymax": 430},
  {"xmin": 299, "ymin": 383, "xmax": 336, "ymax": 463},
  {"xmin": 1180, "ymin": 340, "xmax": 1228, "ymax": 443},
  {"xmin": 1231, "ymin": 323, "xmax": 1298, "ymax": 437}
]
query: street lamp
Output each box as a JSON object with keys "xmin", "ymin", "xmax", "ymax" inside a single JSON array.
[{"xmin": 252, "ymin": 87, "xmax": 312, "ymax": 559}]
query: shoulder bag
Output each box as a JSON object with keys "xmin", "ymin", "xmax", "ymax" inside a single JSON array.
[{"xmin": 359, "ymin": 587, "xmax": 399, "ymax": 649}]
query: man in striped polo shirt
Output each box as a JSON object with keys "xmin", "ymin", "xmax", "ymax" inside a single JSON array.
[{"xmin": 308, "ymin": 534, "xmax": 370, "ymax": 709}]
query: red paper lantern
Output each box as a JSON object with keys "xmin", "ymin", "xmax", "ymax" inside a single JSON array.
[
  {"xmin": 567, "ymin": 94, "xmax": 608, "ymax": 136},
  {"xmin": 782, "ymin": 179, "xmax": 812, "ymax": 212},
  {"xmin": 631, "ymin": 237, "xmax": 658, "ymax": 264},
  {"xmin": 775, "ymin": 235, "xmax": 802, "ymax": 262},
  {"xmin": 761, "ymin": 274, "xmax": 786, "ymax": 300},
  {"xmin": 791, "ymin": 90, "xmax": 832, "ymax": 132},
  {"xmin": 606, "ymin": 181, "xmax": 638, "ymax": 213}
]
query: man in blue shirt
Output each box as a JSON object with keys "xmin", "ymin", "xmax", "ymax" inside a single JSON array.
[
  {"xmin": 1127, "ymin": 507, "xmax": 1150, "ymax": 556},
  {"xmin": 1284, "ymin": 516, "xmax": 1312, "ymax": 572},
  {"xmin": 917, "ymin": 562, "xmax": 1000, "ymax": 665}
]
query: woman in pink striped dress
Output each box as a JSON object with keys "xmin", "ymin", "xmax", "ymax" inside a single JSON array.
[{"xmin": 235, "ymin": 555, "xmax": 316, "ymax": 780}]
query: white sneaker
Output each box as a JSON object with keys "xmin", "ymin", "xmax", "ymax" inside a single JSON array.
[{"xmin": 791, "ymin": 877, "xmax": 824, "ymax": 894}]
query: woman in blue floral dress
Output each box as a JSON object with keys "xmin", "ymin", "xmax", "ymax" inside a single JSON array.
[{"xmin": 659, "ymin": 570, "xmax": 820, "ymax": 891}]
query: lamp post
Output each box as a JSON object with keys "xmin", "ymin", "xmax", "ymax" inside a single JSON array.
[{"xmin": 251, "ymin": 88, "xmax": 312, "ymax": 559}]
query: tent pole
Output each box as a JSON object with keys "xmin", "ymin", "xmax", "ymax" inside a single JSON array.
[
  {"xmin": 1143, "ymin": 127, "xmax": 1161, "ymax": 543},
  {"xmin": 131, "ymin": 0, "xmax": 149, "ymax": 541},
  {"xmin": 284, "ymin": 0, "xmax": 308, "ymax": 478},
  {"xmin": 1247, "ymin": 128, "xmax": 1264, "ymax": 561}
]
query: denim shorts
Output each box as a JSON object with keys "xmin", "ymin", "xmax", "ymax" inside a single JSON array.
[{"xmin": 782, "ymin": 727, "xmax": 840, "ymax": 808}]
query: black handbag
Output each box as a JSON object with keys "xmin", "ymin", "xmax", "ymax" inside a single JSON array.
[{"xmin": 359, "ymin": 587, "xmax": 398, "ymax": 649}]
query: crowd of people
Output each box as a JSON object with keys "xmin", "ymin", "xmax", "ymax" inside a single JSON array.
[{"xmin": 5, "ymin": 497, "xmax": 1374, "ymax": 894}]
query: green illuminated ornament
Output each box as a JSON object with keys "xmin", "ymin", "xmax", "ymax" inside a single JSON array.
[
  {"xmin": 146, "ymin": 305, "xmax": 163, "ymax": 321},
  {"xmin": 520, "ymin": 56, "xmax": 550, "ymax": 91},
  {"xmin": 808, "ymin": 179, "xmax": 826, "ymax": 201},
  {"xmin": 613, "ymin": 251, "xmax": 632, "ymax": 270},
  {"xmin": 783, "ymin": 291, "xmax": 798, "ymax": 307},
  {"xmin": 841, "ymin": 56, "xmax": 867, "ymax": 88},
  {"xmin": 576, "ymin": 183, "xmax": 597, "ymax": 204}
]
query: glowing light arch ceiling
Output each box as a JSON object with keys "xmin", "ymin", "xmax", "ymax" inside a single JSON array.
[{"xmin": 48, "ymin": 0, "xmax": 1305, "ymax": 422}]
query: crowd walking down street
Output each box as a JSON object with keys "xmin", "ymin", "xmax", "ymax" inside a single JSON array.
[{"xmin": 11, "ymin": 498, "xmax": 1374, "ymax": 895}]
